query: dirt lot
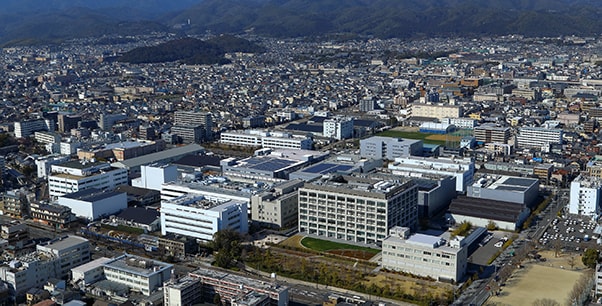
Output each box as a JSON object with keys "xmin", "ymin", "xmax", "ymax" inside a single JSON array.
[{"xmin": 487, "ymin": 251, "xmax": 587, "ymax": 305}]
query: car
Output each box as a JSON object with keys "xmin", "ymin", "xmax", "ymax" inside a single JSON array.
[{"xmin": 495, "ymin": 241, "xmax": 504, "ymax": 248}]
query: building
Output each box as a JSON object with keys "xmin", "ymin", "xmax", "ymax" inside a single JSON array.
[
  {"xmin": 414, "ymin": 175, "xmax": 457, "ymax": 218},
  {"xmin": 569, "ymin": 175, "xmax": 602, "ymax": 217},
  {"xmin": 449, "ymin": 196, "xmax": 530, "ymax": 231},
  {"xmin": 57, "ymin": 188, "xmax": 127, "ymax": 220},
  {"xmin": 161, "ymin": 195, "xmax": 248, "ymax": 241},
  {"xmin": 103, "ymin": 254, "xmax": 172, "ymax": 296},
  {"xmin": 0, "ymin": 221, "xmax": 29, "ymax": 248},
  {"xmin": 515, "ymin": 127, "xmax": 563, "ymax": 150},
  {"xmin": 76, "ymin": 140, "xmax": 166, "ymax": 161},
  {"xmin": 473, "ymin": 125, "xmax": 511, "ymax": 144},
  {"xmin": 114, "ymin": 185, "xmax": 161, "ymax": 207},
  {"xmin": 323, "ymin": 117, "xmax": 354, "ymax": 140},
  {"xmin": 1, "ymin": 189, "xmax": 30, "ymax": 218},
  {"xmin": 441, "ymin": 117, "xmax": 476, "ymax": 129},
  {"xmin": 410, "ymin": 104, "xmax": 462, "ymax": 120},
  {"xmin": 360, "ymin": 136, "xmax": 423, "ymax": 160},
  {"xmin": 163, "ymin": 276, "xmax": 202, "ymax": 306},
  {"xmin": 0, "ymin": 236, "xmax": 90, "ymax": 297},
  {"xmin": 388, "ymin": 156, "xmax": 475, "ymax": 192},
  {"xmin": 382, "ymin": 227, "xmax": 467, "ymax": 282},
  {"xmin": 250, "ymin": 179, "xmax": 304, "ymax": 229},
  {"xmin": 57, "ymin": 114, "xmax": 81, "ymax": 133},
  {"xmin": 220, "ymin": 130, "xmax": 313, "ymax": 150},
  {"xmin": 110, "ymin": 143, "xmax": 205, "ymax": 179},
  {"xmin": 596, "ymin": 264, "xmax": 602, "ymax": 298},
  {"xmin": 71, "ymin": 257, "xmax": 112, "ymax": 287},
  {"xmin": 298, "ymin": 175, "xmax": 418, "ymax": 246},
  {"xmin": 467, "ymin": 176, "xmax": 539, "ymax": 208},
  {"xmin": 189, "ymin": 268, "xmax": 289, "ymax": 306},
  {"xmin": 14, "ymin": 118, "xmax": 54, "ymax": 138},
  {"xmin": 289, "ymin": 154, "xmax": 382, "ymax": 182},
  {"xmin": 221, "ymin": 149, "xmax": 327, "ymax": 183},
  {"xmin": 34, "ymin": 154, "xmax": 70, "ymax": 179},
  {"xmin": 99, "ymin": 113, "xmax": 127, "ymax": 131},
  {"xmin": 243, "ymin": 116, "xmax": 266, "ymax": 128},
  {"xmin": 172, "ymin": 111, "xmax": 213, "ymax": 143},
  {"xmin": 34, "ymin": 131, "xmax": 61, "ymax": 145},
  {"xmin": 48, "ymin": 160, "xmax": 128, "ymax": 198},
  {"xmin": 131, "ymin": 164, "xmax": 178, "ymax": 191},
  {"xmin": 29, "ymin": 202, "xmax": 75, "ymax": 229}
]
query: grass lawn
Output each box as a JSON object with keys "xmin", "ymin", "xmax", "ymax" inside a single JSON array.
[{"xmin": 300, "ymin": 237, "xmax": 380, "ymax": 255}]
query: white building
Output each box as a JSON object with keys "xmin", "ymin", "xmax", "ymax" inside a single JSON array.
[
  {"xmin": 323, "ymin": 117, "xmax": 354, "ymax": 140},
  {"xmin": 57, "ymin": 188, "xmax": 127, "ymax": 220},
  {"xmin": 34, "ymin": 154, "xmax": 70, "ymax": 179},
  {"xmin": 515, "ymin": 127, "xmax": 563, "ymax": 150},
  {"xmin": 382, "ymin": 227, "xmax": 467, "ymax": 282},
  {"xmin": 360, "ymin": 136, "xmax": 423, "ymax": 160},
  {"xmin": 0, "ymin": 236, "xmax": 90, "ymax": 296},
  {"xmin": 103, "ymin": 254, "xmax": 172, "ymax": 296},
  {"xmin": 299, "ymin": 175, "xmax": 418, "ymax": 245},
  {"xmin": 569, "ymin": 175, "xmax": 602, "ymax": 217},
  {"xmin": 34, "ymin": 131, "xmax": 61, "ymax": 145},
  {"xmin": 71, "ymin": 257, "xmax": 111, "ymax": 287},
  {"xmin": 14, "ymin": 118, "xmax": 54, "ymax": 138},
  {"xmin": 131, "ymin": 164, "xmax": 178, "ymax": 191},
  {"xmin": 410, "ymin": 104, "xmax": 463, "ymax": 120},
  {"xmin": 441, "ymin": 117, "xmax": 476, "ymax": 129},
  {"xmin": 220, "ymin": 130, "xmax": 313, "ymax": 150},
  {"xmin": 48, "ymin": 160, "xmax": 128, "ymax": 198},
  {"xmin": 388, "ymin": 156, "xmax": 475, "ymax": 192},
  {"xmin": 164, "ymin": 276, "xmax": 202, "ymax": 306},
  {"xmin": 161, "ymin": 195, "xmax": 248, "ymax": 241}
]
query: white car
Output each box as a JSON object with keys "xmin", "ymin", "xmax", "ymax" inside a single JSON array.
[{"xmin": 495, "ymin": 241, "xmax": 504, "ymax": 248}]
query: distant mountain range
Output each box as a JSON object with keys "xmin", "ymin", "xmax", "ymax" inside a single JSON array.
[{"xmin": 2, "ymin": 0, "xmax": 602, "ymax": 46}]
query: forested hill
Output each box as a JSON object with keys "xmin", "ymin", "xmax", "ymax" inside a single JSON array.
[{"xmin": 118, "ymin": 35, "xmax": 264, "ymax": 65}]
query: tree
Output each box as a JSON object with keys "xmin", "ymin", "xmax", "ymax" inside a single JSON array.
[
  {"xmin": 581, "ymin": 248, "xmax": 599, "ymax": 269},
  {"xmin": 213, "ymin": 293, "xmax": 223, "ymax": 306},
  {"xmin": 486, "ymin": 220, "xmax": 497, "ymax": 231},
  {"xmin": 211, "ymin": 229, "xmax": 242, "ymax": 269},
  {"xmin": 568, "ymin": 256, "xmax": 576, "ymax": 270},
  {"xmin": 532, "ymin": 298, "xmax": 560, "ymax": 306}
]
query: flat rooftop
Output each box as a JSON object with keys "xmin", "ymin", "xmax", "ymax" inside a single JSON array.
[
  {"xmin": 61, "ymin": 188, "xmax": 124, "ymax": 202},
  {"xmin": 56, "ymin": 160, "xmax": 107, "ymax": 170},
  {"xmin": 38, "ymin": 235, "xmax": 88, "ymax": 252},
  {"xmin": 103, "ymin": 254, "xmax": 172, "ymax": 277},
  {"xmin": 190, "ymin": 267, "xmax": 288, "ymax": 294},
  {"xmin": 71, "ymin": 257, "xmax": 111, "ymax": 274}
]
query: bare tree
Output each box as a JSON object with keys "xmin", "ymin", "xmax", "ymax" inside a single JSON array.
[
  {"xmin": 532, "ymin": 298, "xmax": 560, "ymax": 306},
  {"xmin": 553, "ymin": 239, "xmax": 562, "ymax": 258},
  {"xmin": 567, "ymin": 256, "xmax": 576, "ymax": 270}
]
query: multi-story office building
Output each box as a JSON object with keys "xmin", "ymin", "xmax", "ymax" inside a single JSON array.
[
  {"xmin": 163, "ymin": 276, "xmax": 202, "ymax": 306},
  {"xmin": 569, "ymin": 175, "xmax": 602, "ymax": 217},
  {"xmin": 388, "ymin": 156, "xmax": 475, "ymax": 192},
  {"xmin": 57, "ymin": 114, "xmax": 81, "ymax": 133},
  {"xmin": 71, "ymin": 257, "xmax": 112, "ymax": 287},
  {"xmin": 382, "ymin": 227, "xmax": 467, "ymax": 282},
  {"xmin": 298, "ymin": 175, "xmax": 418, "ymax": 245},
  {"xmin": 173, "ymin": 111, "xmax": 213, "ymax": 143},
  {"xmin": 360, "ymin": 136, "xmax": 423, "ymax": 160},
  {"xmin": 103, "ymin": 254, "xmax": 172, "ymax": 296},
  {"xmin": 14, "ymin": 118, "xmax": 54, "ymax": 138},
  {"xmin": 34, "ymin": 131, "xmax": 61, "ymax": 145},
  {"xmin": 473, "ymin": 124, "xmax": 511, "ymax": 144},
  {"xmin": 323, "ymin": 117, "xmax": 354, "ymax": 140},
  {"xmin": 189, "ymin": 268, "xmax": 289, "ymax": 306},
  {"xmin": 410, "ymin": 104, "xmax": 463, "ymax": 120},
  {"xmin": 161, "ymin": 195, "xmax": 248, "ymax": 241},
  {"xmin": 250, "ymin": 179, "xmax": 304, "ymax": 229},
  {"xmin": 220, "ymin": 130, "xmax": 313, "ymax": 150},
  {"xmin": 48, "ymin": 160, "xmax": 128, "ymax": 198},
  {"xmin": 0, "ymin": 236, "xmax": 90, "ymax": 297},
  {"xmin": 515, "ymin": 127, "xmax": 563, "ymax": 150},
  {"xmin": 57, "ymin": 188, "xmax": 127, "ymax": 220}
]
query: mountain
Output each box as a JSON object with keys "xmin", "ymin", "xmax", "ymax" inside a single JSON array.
[
  {"xmin": 168, "ymin": 0, "xmax": 602, "ymax": 38},
  {"xmin": 117, "ymin": 35, "xmax": 264, "ymax": 65},
  {"xmin": 2, "ymin": 0, "xmax": 602, "ymax": 46}
]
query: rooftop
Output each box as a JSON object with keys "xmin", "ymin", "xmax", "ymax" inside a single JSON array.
[
  {"xmin": 103, "ymin": 254, "xmax": 172, "ymax": 277},
  {"xmin": 60, "ymin": 188, "xmax": 125, "ymax": 202},
  {"xmin": 71, "ymin": 257, "xmax": 111, "ymax": 274},
  {"xmin": 190, "ymin": 267, "xmax": 288, "ymax": 294}
]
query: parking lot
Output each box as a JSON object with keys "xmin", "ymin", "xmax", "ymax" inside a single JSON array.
[
  {"xmin": 469, "ymin": 231, "xmax": 512, "ymax": 266},
  {"xmin": 539, "ymin": 214, "xmax": 600, "ymax": 252}
]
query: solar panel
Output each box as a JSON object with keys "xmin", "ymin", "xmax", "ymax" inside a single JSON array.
[
  {"xmin": 503, "ymin": 177, "xmax": 535, "ymax": 186},
  {"xmin": 304, "ymin": 163, "xmax": 336, "ymax": 174},
  {"xmin": 328, "ymin": 165, "xmax": 353, "ymax": 173}
]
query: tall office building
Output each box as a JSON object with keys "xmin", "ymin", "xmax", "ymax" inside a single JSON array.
[
  {"xmin": 569, "ymin": 175, "xmax": 602, "ymax": 217},
  {"xmin": 173, "ymin": 111, "xmax": 213, "ymax": 143},
  {"xmin": 57, "ymin": 114, "xmax": 81, "ymax": 133},
  {"xmin": 298, "ymin": 175, "xmax": 418, "ymax": 245}
]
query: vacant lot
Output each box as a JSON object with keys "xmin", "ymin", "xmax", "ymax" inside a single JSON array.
[
  {"xmin": 487, "ymin": 252, "xmax": 587, "ymax": 305},
  {"xmin": 376, "ymin": 128, "xmax": 463, "ymax": 145}
]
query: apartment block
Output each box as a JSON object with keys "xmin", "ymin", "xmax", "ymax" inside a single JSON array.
[
  {"xmin": 569, "ymin": 175, "xmax": 602, "ymax": 217},
  {"xmin": 515, "ymin": 127, "xmax": 563, "ymax": 150},
  {"xmin": 473, "ymin": 124, "xmax": 511, "ymax": 144}
]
